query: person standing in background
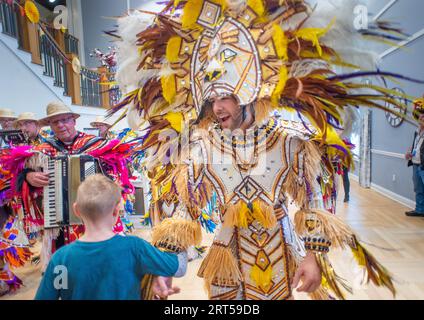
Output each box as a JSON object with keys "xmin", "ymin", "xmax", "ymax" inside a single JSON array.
[
  {"xmin": 90, "ymin": 116, "xmax": 113, "ymax": 139},
  {"xmin": 0, "ymin": 109, "xmax": 17, "ymax": 130},
  {"xmin": 15, "ymin": 113, "xmax": 45, "ymax": 146},
  {"xmin": 406, "ymin": 98, "xmax": 424, "ymax": 217}
]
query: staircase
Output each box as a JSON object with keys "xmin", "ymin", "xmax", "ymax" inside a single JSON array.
[{"xmin": 0, "ymin": 1, "xmax": 122, "ymax": 124}]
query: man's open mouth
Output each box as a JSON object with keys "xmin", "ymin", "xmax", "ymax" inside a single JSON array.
[{"xmin": 219, "ymin": 115, "xmax": 231, "ymax": 123}]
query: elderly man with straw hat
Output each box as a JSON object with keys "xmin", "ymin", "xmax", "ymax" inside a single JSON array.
[
  {"xmin": 90, "ymin": 116, "xmax": 113, "ymax": 139},
  {"xmin": 0, "ymin": 109, "xmax": 17, "ymax": 131},
  {"xmin": 0, "ymin": 101, "xmax": 135, "ymax": 273}
]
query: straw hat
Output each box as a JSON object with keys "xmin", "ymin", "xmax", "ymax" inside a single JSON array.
[
  {"xmin": 16, "ymin": 112, "xmax": 39, "ymax": 124},
  {"xmin": 0, "ymin": 108, "xmax": 17, "ymax": 120},
  {"xmin": 39, "ymin": 101, "xmax": 80, "ymax": 125},
  {"xmin": 90, "ymin": 116, "xmax": 112, "ymax": 127}
]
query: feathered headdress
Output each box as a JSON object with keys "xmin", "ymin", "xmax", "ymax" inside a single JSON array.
[
  {"xmin": 107, "ymin": 0, "xmax": 423, "ymax": 189},
  {"xmin": 110, "ymin": 0, "xmax": 421, "ymax": 135}
]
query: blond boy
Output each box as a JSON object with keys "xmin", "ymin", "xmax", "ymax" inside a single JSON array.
[{"xmin": 35, "ymin": 175, "xmax": 186, "ymax": 300}]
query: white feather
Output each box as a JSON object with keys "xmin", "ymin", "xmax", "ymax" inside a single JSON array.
[
  {"xmin": 341, "ymin": 106, "xmax": 361, "ymax": 137},
  {"xmin": 127, "ymin": 103, "xmax": 146, "ymax": 130},
  {"xmin": 116, "ymin": 11, "xmax": 156, "ymax": 94},
  {"xmin": 303, "ymin": 0, "xmax": 380, "ymax": 70},
  {"xmin": 227, "ymin": 0, "xmax": 247, "ymax": 15}
]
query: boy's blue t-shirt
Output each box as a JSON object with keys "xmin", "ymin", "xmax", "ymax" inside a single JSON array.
[{"xmin": 35, "ymin": 235, "xmax": 181, "ymax": 300}]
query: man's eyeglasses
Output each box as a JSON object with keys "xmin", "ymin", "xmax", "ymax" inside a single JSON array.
[{"xmin": 50, "ymin": 116, "xmax": 74, "ymax": 126}]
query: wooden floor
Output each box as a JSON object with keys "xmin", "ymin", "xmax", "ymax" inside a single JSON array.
[{"xmin": 2, "ymin": 180, "xmax": 424, "ymax": 300}]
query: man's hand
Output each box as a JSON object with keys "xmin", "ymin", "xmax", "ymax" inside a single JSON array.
[
  {"xmin": 292, "ymin": 252, "xmax": 322, "ymax": 293},
  {"xmin": 152, "ymin": 276, "xmax": 181, "ymax": 300},
  {"xmin": 26, "ymin": 172, "xmax": 49, "ymax": 188},
  {"xmin": 405, "ymin": 152, "xmax": 413, "ymax": 161}
]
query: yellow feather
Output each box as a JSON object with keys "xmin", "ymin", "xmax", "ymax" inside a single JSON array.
[
  {"xmin": 164, "ymin": 112, "xmax": 184, "ymax": 133},
  {"xmin": 166, "ymin": 36, "xmax": 182, "ymax": 63},
  {"xmin": 271, "ymin": 66, "xmax": 288, "ymax": 106},
  {"xmin": 295, "ymin": 18, "xmax": 335, "ymax": 56},
  {"xmin": 182, "ymin": 0, "xmax": 203, "ymax": 30},
  {"xmin": 272, "ymin": 24, "xmax": 288, "ymax": 60},
  {"xmin": 247, "ymin": 0, "xmax": 266, "ymax": 17},
  {"xmin": 250, "ymin": 264, "xmax": 273, "ymax": 292},
  {"xmin": 161, "ymin": 74, "xmax": 177, "ymax": 103}
]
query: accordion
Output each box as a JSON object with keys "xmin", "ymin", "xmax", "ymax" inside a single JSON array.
[{"xmin": 43, "ymin": 155, "xmax": 102, "ymax": 229}]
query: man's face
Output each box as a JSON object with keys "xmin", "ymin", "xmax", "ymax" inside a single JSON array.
[
  {"xmin": 18, "ymin": 120, "xmax": 39, "ymax": 140},
  {"xmin": 0, "ymin": 119, "xmax": 15, "ymax": 130},
  {"xmin": 49, "ymin": 114, "xmax": 77, "ymax": 143},
  {"xmin": 95, "ymin": 124, "xmax": 110, "ymax": 137},
  {"xmin": 212, "ymin": 96, "xmax": 243, "ymax": 131}
]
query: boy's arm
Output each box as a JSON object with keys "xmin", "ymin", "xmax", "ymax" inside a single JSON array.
[
  {"xmin": 34, "ymin": 260, "xmax": 60, "ymax": 300},
  {"xmin": 135, "ymin": 238, "xmax": 188, "ymax": 278}
]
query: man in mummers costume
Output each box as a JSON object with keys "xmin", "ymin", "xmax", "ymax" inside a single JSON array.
[
  {"xmin": 111, "ymin": 0, "xmax": 421, "ymax": 299},
  {"xmin": 0, "ymin": 109, "xmax": 32, "ymax": 295},
  {"xmin": 0, "ymin": 101, "xmax": 134, "ymax": 271}
]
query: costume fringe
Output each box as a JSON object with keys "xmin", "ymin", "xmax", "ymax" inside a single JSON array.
[
  {"xmin": 141, "ymin": 274, "xmax": 155, "ymax": 300},
  {"xmin": 151, "ymin": 218, "xmax": 202, "ymax": 251},
  {"xmin": 294, "ymin": 209, "xmax": 354, "ymax": 249},
  {"xmin": 284, "ymin": 169, "xmax": 307, "ymax": 205},
  {"xmin": 303, "ymin": 140, "xmax": 323, "ymax": 185},
  {"xmin": 223, "ymin": 199, "xmax": 277, "ymax": 229},
  {"xmin": 295, "ymin": 209, "xmax": 396, "ymax": 298},
  {"xmin": 351, "ymin": 236, "xmax": 396, "ymax": 297},
  {"xmin": 283, "ymin": 139, "xmax": 323, "ymax": 206},
  {"xmin": 198, "ymin": 244, "xmax": 242, "ymax": 295},
  {"xmin": 315, "ymin": 252, "xmax": 352, "ymax": 300},
  {"xmin": 286, "ymin": 246, "xmax": 302, "ymax": 282},
  {"xmin": 309, "ymin": 286, "xmax": 333, "ymax": 300},
  {"xmin": 172, "ymin": 164, "xmax": 213, "ymax": 220},
  {"xmin": 41, "ymin": 228, "xmax": 60, "ymax": 272},
  {"xmin": 25, "ymin": 152, "xmax": 48, "ymax": 170}
]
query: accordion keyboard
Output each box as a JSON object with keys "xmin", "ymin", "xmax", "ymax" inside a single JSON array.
[{"xmin": 43, "ymin": 158, "xmax": 62, "ymax": 229}]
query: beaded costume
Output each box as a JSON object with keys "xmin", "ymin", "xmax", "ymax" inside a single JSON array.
[{"xmin": 110, "ymin": 0, "xmax": 421, "ymax": 299}]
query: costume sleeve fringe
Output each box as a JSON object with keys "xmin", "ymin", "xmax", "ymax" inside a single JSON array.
[
  {"xmin": 314, "ymin": 252, "xmax": 352, "ymax": 300},
  {"xmin": 284, "ymin": 139, "xmax": 323, "ymax": 208},
  {"xmin": 294, "ymin": 209, "xmax": 353, "ymax": 249},
  {"xmin": 172, "ymin": 163, "xmax": 213, "ymax": 220},
  {"xmin": 41, "ymin": 228, "xmax": 61, "ymax": 272},
  {"xmin": 308, "ymin": 286, "xmax": 333, "ymax": 300},
  {"xmin": 151, "ymin": 217, "xmax": 202, "ymax": 252},
  {"xmin": 294, "ymin": 209, "xmax": 396, "ymax": 298},
  {"xmin": 197, "ymin": 244, "xmax": 243, "ymax": 295},
  {"xmin": 351, "ymin": 236, "xmax": 396, "ymax": 297}
]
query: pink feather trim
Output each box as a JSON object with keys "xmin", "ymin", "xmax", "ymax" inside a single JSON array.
[{"xmin": 87, "ymin": 140, "xmax": 135, "ymax": 194}]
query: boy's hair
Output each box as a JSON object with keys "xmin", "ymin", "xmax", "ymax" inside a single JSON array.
[{"xmin": 75, "ymin": 174, "xmax": 121, "ymax": 220}]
